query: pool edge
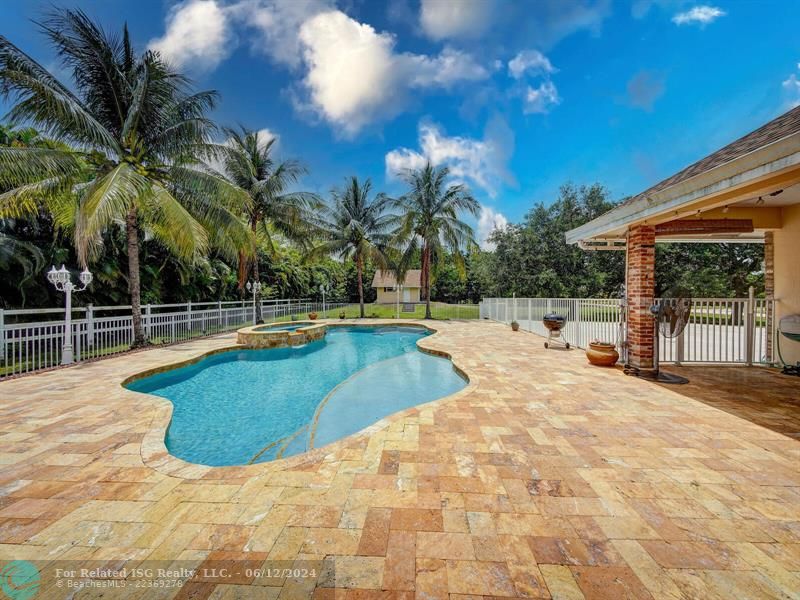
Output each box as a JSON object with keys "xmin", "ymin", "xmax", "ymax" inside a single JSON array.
[{"xmin": 126, "ymin": 320, "xmax": 478, "ymax": 479}]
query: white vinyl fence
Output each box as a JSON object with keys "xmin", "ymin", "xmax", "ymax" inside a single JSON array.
[
  {"xmin": 0, "ymin": 298, "xmax": 348, "ymax": 378},
  {"xmin": 480, "ymin": 296, "xmax": 775, "ymax": 365}
]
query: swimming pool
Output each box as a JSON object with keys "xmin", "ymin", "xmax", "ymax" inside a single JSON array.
[{"xmin": 125, "ymin": 326, "xmax": 466, "ymax": 466}]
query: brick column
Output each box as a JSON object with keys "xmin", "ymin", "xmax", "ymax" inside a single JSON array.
[
  {"xmin": 764, "ymin": 231, "xmax": 774, "ymax": 363},
  {"xmin": 626, "ymin": 225, "xmax": 656, "ymax": 372}
]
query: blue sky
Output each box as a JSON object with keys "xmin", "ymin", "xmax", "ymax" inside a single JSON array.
[{"xmin": 2, "ymin": 0, "xmax": 799, "ymax": 246}]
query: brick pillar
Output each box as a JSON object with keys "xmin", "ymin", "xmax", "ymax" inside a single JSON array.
[
  {"xmin": 764, "ymin": 231, "xmax": 774, "ymax": 363},
  {"xmin": 626, "ymin": 225, "xmax": 656, "ymax": 372}
]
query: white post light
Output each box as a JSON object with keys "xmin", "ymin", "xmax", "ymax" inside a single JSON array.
[
  {"xmin": 47, "ymin": 264, "xmax": 92, "ymax": 365},
  {"xmin": 319, "ymin": 283, "xmax": 327, "ymax": 318},
  {"xmin": 246, "ymin": 280, "xmax": 262, "ymax": 325}
]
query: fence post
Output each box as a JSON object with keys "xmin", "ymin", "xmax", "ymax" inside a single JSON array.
[
  {"xmin": 575, "ymin": 299, "xmax": 583, "ymax": 348},
  {"xmin": 745, "ymin": 286, "xmax": 755, "ymax": 366},
  {"xmin": 144, "ymin": 304, "xmax": 151, "ymax": 340},
  {"xmin": 87, "ymin": 304, "xmax": 95, "ymax": 348},
  {"xmin": 218, "ymin": 301, "xmax": 223, "ymax": 333},
  {"xmin": 676, "ymin": 328, "xmax": 685, "ymax": 365},
  {"xmin": 186, "ymin": 300, "xmax": 192, "ymax": 337},
  {"xmin": 0, "ymin": 308, "xmax": 4, "ymax": 365}
]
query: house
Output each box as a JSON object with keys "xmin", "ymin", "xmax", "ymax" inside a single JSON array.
[
  {"xmin": 371, "ymin": 270, "xmax": 422, "ymax": 304},
  {"xmin": 566, "ymin": 105, "xmax": 800, "ymax": 371}
]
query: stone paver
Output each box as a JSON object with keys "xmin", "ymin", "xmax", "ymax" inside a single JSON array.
[{"xmin": 0, "ymin": 319, "xmax": 799, "ymax": 599}]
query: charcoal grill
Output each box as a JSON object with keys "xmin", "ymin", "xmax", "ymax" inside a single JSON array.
[{"xmin": 543, "ymin": 313, "xmax": 570, "ymax": 349}]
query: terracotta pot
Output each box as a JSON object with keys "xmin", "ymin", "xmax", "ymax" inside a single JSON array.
[
  {"xmin": 586, "ymin": 341, "xmax": 619, "ymax": 367},
  {"xmin": 308, "ymin": 312, "xmax": 318, "ymax": 320},
  {"xmin": 511, "ymin": 321, "xmax": 519, "ymax": 331}
]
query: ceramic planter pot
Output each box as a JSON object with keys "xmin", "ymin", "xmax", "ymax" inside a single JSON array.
[
  {"xmin": 511, "ymin": 321, "xmax": 520, "ymax": 331},
  {"xmin": 339, "ymin": 312, "xmax": 346, "ymax": 319},
  {"xmin": 586, "ymin": 341, "xmax": 619, "ymax": 366},
  {"xmin": 308, "ymin": 312, "xmax": 318, "ymax": 320}
]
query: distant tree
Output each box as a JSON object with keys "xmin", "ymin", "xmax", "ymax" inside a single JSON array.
[
  {"xmin": 313, "ymin": 177, "xmax": 393, "ymax": 317},
  {"xmin": 209, "ymin": 127, "xmax": 320, "ymax": 322},
  {"xmin": 394, "ymin": 163, "xmax": 479, "ymax": 318}
]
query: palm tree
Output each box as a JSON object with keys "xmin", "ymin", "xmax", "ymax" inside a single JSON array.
[
  {"xmin": 394, "ymin": 163, "xmax": 480, "ymax": 319},
  {"xmin": 314, "ymin": 177, "xmax": 394, "ymax": 318},
  {"xmin": 207, "ymin": 127, "xmax": 320, "ymax": 323},
  {"xmin": 0, "ymin": 9, "xmax": 250, "ymax": 346}
]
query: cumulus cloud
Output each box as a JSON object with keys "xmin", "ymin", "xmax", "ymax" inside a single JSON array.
[
  {"xmin": 419, "ymin": 0, "xmax": 493, "ymax": 40},
  {"xmin": 477, "ymin": 206, "xmax": 509, "ymax": 250},
  {"xmin": 232, "ymin": 0, "xmax": 331, "ymax": 68},
  {"xmin": 149, "ymin": 0, "xmax": 332, "ymax": 71},
  {"xmin": 626, "ymin": 71, "xmax": 665, "ymax": 111},
  {"xmin": 508, "ymin": 50, "xmax": 555, "ymax": 80},
  {"xmin": 385, "ymin": 116, "xmax": 516, "ymax": 197},
  {"xmin": 783, "ymin": 64, "xmax": 800, "ymax": 109},
  {"xmin": 149, "ymin": 0, "xmax": 233, "ymax": 70},
  {"xmin": 672, "ymin": 5, "xmax": 726, "ymax": 26},
  {"xmin": 297, "ymin": 10, "xmax": 488, "ymax": 136},
  {"xmin": 523, "ymin": 81, "xmax": 560, "ymax": 114}
]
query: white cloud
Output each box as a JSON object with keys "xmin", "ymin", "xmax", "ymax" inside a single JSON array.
[
  {"xmin": 671, "ymin": 5, "xmax": 726, "ymax": 26},
  {"xmin": 231, "ymin": 0, "xmax": 331, "ymax": 69},
  {"xmin": 477, "ymin": 206, "xmax": 509, "ymax": 250},
  {"xmin": 297, "ymin": 10, "xmax": 488, "ymax": 136},
  {"xmin": 419, "ymin": 0, "xmax": 493, "ymax": 40},
  {"xmin": 149, "ymin": 0, "xmax": 233, "ymax": 70},
  {"xmin": 385, "ymin": 116, "xmax": 515, "ymax": 197},
  {"xmin": 149, "ymin": 0, "xmax": 331, "ymax": 71},
  {"xmin": 508, "ymin": 50, "xmax": 555, "ymax": 79},
  {"xmin": 523, "ymin": 80, "xmax": 560, "ymax": 114},
  {"xmin": 783, "ymin": 65, "xmax": 800, "ymax": 109}
]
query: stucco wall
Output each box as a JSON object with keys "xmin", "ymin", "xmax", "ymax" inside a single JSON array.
[
  {"xmin": 375, "ymin": 287, "xmax": 421, "ymax": 304},
  {"xmin": 774, "ymin": 203, "xmax": 800, "ymax": 365}
]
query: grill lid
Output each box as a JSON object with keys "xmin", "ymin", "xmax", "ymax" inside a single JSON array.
[{"xmin": 779, "ymin": 314, "xmax": 800, "ymax": 337}]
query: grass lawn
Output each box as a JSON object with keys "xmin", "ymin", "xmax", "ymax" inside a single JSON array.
[{"xmin": 281, "ymin": 302, "xmax": 480, "ymax": 321}]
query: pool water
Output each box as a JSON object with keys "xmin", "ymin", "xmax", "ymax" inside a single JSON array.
[
  {"xmin": 254, "ymin": 323, "xmax": 306, "ymax": 332},
  {"xmin": 125, "ymin": 326, "xmax": 466, "ymax": 466}
]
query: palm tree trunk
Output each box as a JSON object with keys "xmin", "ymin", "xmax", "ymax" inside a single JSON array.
[
  {"xmin": 423, "ymin": 244, "xmax": 432, "ymax": 319},
  {"xmin": 251, "ymin": 220, "xmax": 263, "ymax": 324},
  {"xmin": 357, "ymin": 253, "xmax": 365, "ymax": 318},
  {"xmin": 126, "ymin": 207, "xmax": 147, "ymax": 347}
]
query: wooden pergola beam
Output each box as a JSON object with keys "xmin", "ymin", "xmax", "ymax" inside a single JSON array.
[{"xmin": 655, "ymin": 219, "xmax": 754, "ymax": 236}]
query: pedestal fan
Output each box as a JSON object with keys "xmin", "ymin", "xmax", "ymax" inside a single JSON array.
[{"xmin": 649, "ymin": 296, "xmax": 691, "ymax": 384}]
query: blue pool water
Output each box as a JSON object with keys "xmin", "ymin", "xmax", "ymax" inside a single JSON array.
[
  {"xmin": 125, "ymin": 326, "xmax": 466, "ymax": 466},
  {"xmin": 254, "ymin": 323, "xmax": 306, "ymax": 332}
]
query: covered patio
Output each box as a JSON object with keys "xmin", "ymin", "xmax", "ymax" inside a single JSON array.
[{"xmin": 567, "ymin": 105, "xmax": 800, "ymax": 377}]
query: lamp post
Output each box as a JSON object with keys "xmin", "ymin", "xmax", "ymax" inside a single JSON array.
[
  {"xmin": 319, "ymin": 283, "xmax": 328, "ymax": 318},
  {"xmin": 246, "ymin": 280, "xmax": 263, "ymax": 325},
  {"xmin": 47, "ymin": 264, "xmax": 92, "ymax": 365}
]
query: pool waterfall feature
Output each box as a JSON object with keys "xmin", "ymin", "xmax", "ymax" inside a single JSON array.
[{"xmin": 125, "ymin": 324, "xmax": 467, "ymax": 467}]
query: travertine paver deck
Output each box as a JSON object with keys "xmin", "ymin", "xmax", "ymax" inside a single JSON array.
[{"xmin": 0, "ymin": 319, "xmax": 799, "ymax": 599}]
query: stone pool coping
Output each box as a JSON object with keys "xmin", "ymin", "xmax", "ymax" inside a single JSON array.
[
  {"xmin": 236, "ymin": 320, "xmax": 326, "ymax": 348},
  {"xmin": 125, "ymin": 320, "xmax": 477, "ymax": 479}
]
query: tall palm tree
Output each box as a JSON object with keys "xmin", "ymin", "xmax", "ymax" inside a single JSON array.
[
  {"xmin": 207, "ymin": 127, "xmax": 320, "ymax": 323},
  {"xmin": 394, "ymin": 163, "xmax": 480, "ymax": 319},
  {"xmin": 0, "ymin": 9, "xmax": 250, "ymax": 346},
  {"xmin": 314, "ymin": 177, "xmax": 394, "ymax": 318}
]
